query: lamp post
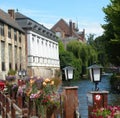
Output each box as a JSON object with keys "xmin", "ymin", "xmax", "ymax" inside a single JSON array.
[
  {"xmin": 88, "ymin": 64, "xmax": 103, "ymax": 91},
  {"xmin": 63, "ymin": 66, "xmax": 74, "ymax": 86},
  {"xmin": 18, "ymin": 69, "xmax": 26, "ymax": 80}
]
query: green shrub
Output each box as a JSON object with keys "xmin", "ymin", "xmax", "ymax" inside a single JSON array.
[{"xmin": 8, "ymin": 69, "xmax": 16, "ymax": 75}]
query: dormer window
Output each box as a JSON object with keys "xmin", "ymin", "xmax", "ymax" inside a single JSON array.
[
  {"xmin": 50, "ymin": 33, "xmax": 52, "ymax": 36},
  {"xmin": 38, "ymin": 27, "xmax": 41, "ymax": 30},
  {"xmin": 43, "ymin": 30, "xmax": 46, "ymax": 33},
  {"xmin": 28, "ymin": 22, "xmax": 32, "ymax": 25},
  {"xmin": 34, "ymin": 25, "xmax": 37, "ymax": 28}
]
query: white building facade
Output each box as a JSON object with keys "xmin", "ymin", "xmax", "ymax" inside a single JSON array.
[{"xmin": 15, "ymin": 12, "xmax": 60, "ymax": 78}]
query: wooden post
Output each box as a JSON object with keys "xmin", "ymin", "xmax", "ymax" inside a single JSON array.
[
  {"xmin": 6, "ymin": 96, "xmax": 10, "ymax": 117},
  {"xmin": 17, "ymin": 95, "xmax": 25, "ymax": 108},
  {"xmin": 11, "ymin": 100, "xmax": 16, "ymax": 118},
  {"xmin": 63, "ymin": 86, "xmax": 79, "ymax": 118},
  {"xmin": 1, "ymin": 93, "xmax": 6, "ymax": 118},
  {"xmin": 0, "ymin": 92, "xmax": 2, "ymax": 114},
  {"xmin": 87, "ymin": 91, "xmax": 109, "ymax": 118}
]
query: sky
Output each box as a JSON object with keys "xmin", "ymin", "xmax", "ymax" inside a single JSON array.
[{"xmin": 0, "ymin": 0, "xmax": 110, "ymax": 38}]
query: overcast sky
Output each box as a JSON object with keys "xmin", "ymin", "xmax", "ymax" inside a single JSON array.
[{"xmin": 0, "ymin": 0, "xmax": 110, "ymax": 38}]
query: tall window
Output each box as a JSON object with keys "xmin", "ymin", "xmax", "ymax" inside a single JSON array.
[
  {"xmin": 1, "ymin": 41, "xmax": 5, "ymax": 71},
  {"xmin": 14, "ymin": 30, "xmax": 17, "ymax": 41},
  {"xmin": 8, "ymin": 44, "xmax": 12, "ymax": 69},
  {"xmin": 19, "ymin": 32, "xmax": 21, "ymax": 43},
  {"xmin": 19, "ymin": 47, "xmax": 21, "ymax": 69},
  {"xmin": 0, "ymin": 23, "xmax": 4, "ymax": 36},
  {"xmin": 8, "ymin": 26, "xmax": 11, "ymax": 38},
  {"xmin": 14, "ymin": 46, "xmax": 17, "ymax": 70}
]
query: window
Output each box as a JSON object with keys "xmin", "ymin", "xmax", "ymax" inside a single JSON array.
[
  {"xmin": 19, "ymin": 47, "xmax": 21, "ymax": 69},
  {"xmin": 38, "ymin": 57, "xmax": 40, "ymax": 63},
  {"xmin": 41, "ymin": 39, "xmax": 43, "ymax": 44},
  {"xmin": 14, "ymin": 46, "xmax": 17, "ymax": 70},
  {"xmin": 37, "ymin": 39, "xmax": 39, "ymax": 44},
  {"xmin": 8, "ymin": 44, "xmax": 12, "ymax": 69},
  {"xmin": 56, "ymin": 32, "xmax": 61, "ymax": 37},
  {"xmin": 52, "ymin": 43, "xmax": 54, "ymax": 48},
  {"xmin": 19, "ymin": 32, "xmax": 21, "ymax": 43},
  {"xmin": 33, "ymin": 57, "xmax": 35, "ymax": 62},
  {"xmin": 32, "ymin": 35, "xmax": 35, "ymax": 42},
  {"xmin": 49, "ymin": 42, "xmax": 51, "ymax": 47},
  {"xmin": 8, "ymin": 26, "xmax": 11, "ymax": 38},
  {"xmin": 28, "ymin": 56, "xmax": 33, "ymax": 63},
  {"xmin": 14, "ymin": 30, "xmax": 17, "ymax": 41},
  {"xmin": 0, "ymin": 23, "xmax": 4, "ymax": 36},
  {"xmin": 46, "ymin": 40, "xmax": 47, "ymax": 46},
  {"xmin": 1, "ymin": 41, "xmax": 5, "ymax": 71}
]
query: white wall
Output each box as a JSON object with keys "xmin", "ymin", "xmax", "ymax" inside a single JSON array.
[{"xmin": 27, "ymin": 30, "xmax": 60, "ymax": 68}]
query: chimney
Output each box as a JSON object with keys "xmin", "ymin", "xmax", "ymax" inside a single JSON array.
[
  {"xmin": 69, "ymin": 20, "xmax": 73, "ymax": 36},
  {"xmin": 73, "ymin": 22, "xmax": 75, "ymax": 31},
  {"xmin": 8, "ymin": 9, "xmax": 15, "ymax": 19}
]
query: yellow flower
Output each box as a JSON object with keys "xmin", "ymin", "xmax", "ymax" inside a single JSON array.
[
  {"xmin": 43, "ymin": 82, "xmax": 46, "ymax": 86},
  {"xmin": 30, "ymin": 79, "xmax": 35, "ymax": 86},
  {"xmin": 45, "ymin": 78, "xmax": 50, "ymax": 83},
  {"xmin": 50, "ymin": 81, "xmax": 54, "ymax": 85},
  {"xmin": 26, "ymin": 88, "xmax": 32, "ymax": 97}
]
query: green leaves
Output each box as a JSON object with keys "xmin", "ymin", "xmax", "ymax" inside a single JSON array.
[{"xmin": 102, "ymin": 0, "xmax": 120, "ymax": 66}]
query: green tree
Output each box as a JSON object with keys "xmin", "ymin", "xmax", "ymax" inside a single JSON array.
[
  {"xmin": 58, "ymin": 40, "xmax": 65, "ymax": 53},
  {"xmin": 94, "ymin": 35, "xmax": 108, "ymax": 66},
  {"xmin": 87, "ymin": 33, "xmax": 96, "ymax": 48},
  {"xmin": 59, "ymin": 51, "xmax": 74, "ymax": 69},
  {"xmin": 67, "ymin": 40, "xmax": 97, "ymax": 77},
  {"xmin": 102, "ymin": 0, "xmax": 120, "ymax": 66}
]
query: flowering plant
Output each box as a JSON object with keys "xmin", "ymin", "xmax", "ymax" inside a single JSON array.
[
  {"xmin": 6, "ymin": 75, "xmax": 17, "ymax": 95},
  {"xmin": 25, "ymin": 77, "xmax": 61, "ymax": 117},
  {"xmin": 6, "ymin": 75, "xmax": 16, "ymax": 81},
  {"xmin": 91, "ymin": 106, "xmax": 120, "ymax": 118}
]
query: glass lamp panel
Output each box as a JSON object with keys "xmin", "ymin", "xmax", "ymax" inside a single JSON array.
[
  {"xmin": 68, "ymin": 69, "xmax": 73, "ymax": 79},
  {"xmin": 89, "ymin": 69, "xmax": 93, "ymax": 82},
  {"xmin": 22, "ymin": 71, "xmax": 26, "ymax": 76},
  {"xmin": 18, "ymin": 71, "xmax": 22, "ymax": 76},
  {"xmin": 93, "ymin": 68, "xmax": 100, "ymax": 82},
  {"xmin": 64, "ymin": 69, "xmax": 68, "ymax": 80}
]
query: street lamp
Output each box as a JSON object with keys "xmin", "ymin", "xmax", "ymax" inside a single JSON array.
[
  {"xmin": 18, "ymin": 69, "xmax": 26, "ymax": 79},
  {"xmin": 88, "ymin": 64, "xmax": 103, "ymax": 91},
  {"xmin": 63, "ymin": 66, "xmax": 74, "ymax": 85}
]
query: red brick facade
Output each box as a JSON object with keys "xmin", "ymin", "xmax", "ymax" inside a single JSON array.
[{"xmin": 51, "ymin": 19, "xmax": 86, "ymax": 42}]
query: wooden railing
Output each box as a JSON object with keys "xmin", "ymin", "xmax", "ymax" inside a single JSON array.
[
  {"xmin": 0, "ymin": 86, "xmax": 79, "ymax": 118},
  {"xmin": 0, "ymin": 92, "xmax": 28, "ymax": 118}
]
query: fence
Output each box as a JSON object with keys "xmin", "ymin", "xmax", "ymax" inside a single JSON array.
[{"xmin": 0, "ymin": 86, "xmax": 79, "ymax": 118}]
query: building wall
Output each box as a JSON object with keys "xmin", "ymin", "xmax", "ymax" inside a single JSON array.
[
  {"xmin": 26, "ymin": 30, "xmax": 60, "ymax": 77},
  {"xmin": 0, "ymin": 22, "xmax": 26, "ymax": 79}
]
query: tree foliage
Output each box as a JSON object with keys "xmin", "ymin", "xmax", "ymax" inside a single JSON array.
[
  {"xmin": 58, "ymin": 39, "xmax": 97, "ymax": 80},
  {"xmin": 66, "ymin": 40, "xmax": 97, "ymax": 78},
  {"xmin": 102, "ymin": 0, "xmax": 120, "ymax": 66}
]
